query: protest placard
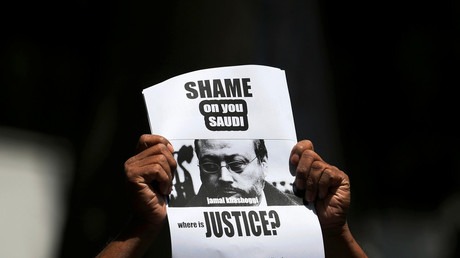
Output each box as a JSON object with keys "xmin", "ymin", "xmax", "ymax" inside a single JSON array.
[{"xmin": 143, "ymin": 65, "xmax": 324, "ymax": 257}]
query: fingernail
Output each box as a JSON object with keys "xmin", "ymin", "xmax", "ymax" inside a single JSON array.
[
  {"xmin": 168, "ymin": 185, "xmax": 173, "ymax": 194},
  {"xmin": 162, "ymin": 184, "xmax": 170, "ymax": 195},
  {"xmin": 167, "ymin": 143, "xmax": 174, "ymax": 152},
  {"xmin": 293, "ymin": 183, "xmax": 306, "ymax": 198},
  {"xmin": 290, "ymin": 154, "xmax": 300, "ymax": 165},
  {"xmin": 295, "ymin": 177, "xmax": 306, "ymax": 190},
  {"xmin": 305, "ymin": 190, "xmax": 315, "ymax": 202}
]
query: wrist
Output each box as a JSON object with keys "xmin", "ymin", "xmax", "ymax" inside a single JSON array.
[
  {"xmin": 129, "ymin": 215, "xmax": 166, "ymax": 240},
  {"xmin": 322, "ymin": 222, "xmax": 367, "ymax": 258},
  {"xmin": 96, "ymin": 218, "xmax": 165, "ymax": 258},
  {"xmin": 321, "ymin": 221, "xmax": 350, "ymax": 239}
]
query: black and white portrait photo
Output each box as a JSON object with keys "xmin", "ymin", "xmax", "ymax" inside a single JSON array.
[{"xmin": 169, "ymin": 139, "xmax": 302, "ymax": 207}]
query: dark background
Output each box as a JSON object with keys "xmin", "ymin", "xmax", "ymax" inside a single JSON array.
[{"xmin": 1, "ymin": 1, "xmax": 459, "ymax": 257}]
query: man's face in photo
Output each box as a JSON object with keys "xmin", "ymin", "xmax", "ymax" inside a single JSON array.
[{"xmin": 195, "ymin": 140, "xmax": 267, "ymax": 200}]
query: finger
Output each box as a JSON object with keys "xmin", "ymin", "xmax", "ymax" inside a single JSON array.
[
  {"xmin": 290, "ymin": 140, "xmax": 314, "ymax": 167},
  {"xmin": 137, "ymin": 153, "xmax": 177, "ymax": 183},
  {"xmin": 292, "ymin": 140, "xmax": 315, "ymax": 152},
  {"xmin": 126, "ymin": 162, "xmax": 172, "ymax": 195},
  {"xmin": 142, "ymin": 164, "xmax": 171, "ymax": 195},
  {"xmin": 125, "ymin": 145, "xmax": 177, "ymax": 197},
  {"xmin": 136, "ymin": 134, "xmax": 174, "ymax": 153},
  {"xmin": 318, "ymin": 166, "xmax": 349, "ymax": 199},
  {"xmin": 290, "ymin": 140, "xmax": 320, "ymax": 175},
  {"xmin": 317, "ymin": 169, "xmax": 332, "ymax": 200},
  {"xmin": 292, "ymin": 149, "xmax": 322, "ymax": 197},
  {"xmin": 305, "ymin": 160, "xmax": 328, "ymax": 202},
  {"xmin": 130, "ymin": 141, "xmax": 176, "ymax": 167}
]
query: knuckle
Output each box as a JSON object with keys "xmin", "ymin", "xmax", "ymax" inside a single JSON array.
[
  {"xmin": 124, "ymin": 156, "xmax": 134, "ymax": 166},
  {"xmin": 295, "ymin": 166, "xmax": 308, "ymax": 179},
  {"xmin": 157, "ymin": 154, "xmax": 167, "ymax": 163},
  {"xmin": 318, "ymin": 172, "xmax": 331, "ymax": 186},
  {"xmin": 124, "ymin": 160, "xmax": 133, "ymax": 173},
  {"xmin": 299, "ymin": 140, "xmax": 314, "ymax": 151},
  {"xmin": 306, "ymin": 176, "xmax": 316, "ymax": 189},
  {"xmin": 305, "ymin": 140, "xmax": 314, "ymax": 150},
  {"xmin": 342, "ymin": 172, "xmax": 350, "ymax": 182},
  {"xmin": 149, "ymin": 163, "xmax": 161, "ymax": 172},
  {"xmin": 332, "ymin": 165, "xmax": 348, "ymax": 177},
  {"xmin": 139, "ymin": 134, "xmax": 150, "ymax": 143},
  {"xmin": 158, "ymin": 143, "xmax": 169, "ymax": 152},
  {"xmin": 300, "ymin": 149, "xmax": 315, "ymax": 160},
  {"xmin": 145, "ymin": 164, "xmax": 162, "ymax": 181},
  {"xmin": 153, "ymin": 134, "xmax": 166, "ymax": 144},
  {"xmin": 311, "ymin": 160, "xmax": 325, "ymax": 170},
  {"xmin": 318, "ymin": 178, "xmax": 328, "ymax": 188},
  {"xmin": 124, "ymin": 165, "xmax": 136, "ymax": 180},
  {"xmin": 170, "ymin": 159, "xmax": 178, "ymax": 170},
  {"xmin": 293, "ymin": 140, "xmax": 313, "ymax": 154},
  {"xmin": 330, "ymin": 165, "xmax": 339, "ymax": 171}
]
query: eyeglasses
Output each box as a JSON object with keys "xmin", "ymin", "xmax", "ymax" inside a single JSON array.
[{"xmin": 198, "ymin": 157, "xmax": 257, "ymax": 174}]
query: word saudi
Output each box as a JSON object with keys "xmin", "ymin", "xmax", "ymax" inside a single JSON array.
[{"xmin": 184, "ymin": 78, "xmax": 253, "ymax": 131}]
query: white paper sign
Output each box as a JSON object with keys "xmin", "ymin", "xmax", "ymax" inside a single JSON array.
[{"xmin": 143, "ymin": 65, "xmax": 324, "ymax": 258}]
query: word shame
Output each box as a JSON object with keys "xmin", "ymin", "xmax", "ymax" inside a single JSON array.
[{"xmin": 184, "ymin": 78, "xmax": 253, "ymax": 99}]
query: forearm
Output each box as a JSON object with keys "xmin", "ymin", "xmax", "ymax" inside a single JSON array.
[
  {"xmin": 322, "ymin": 222, "xmax": 367, "ymax": 258},
  {"xmin": 96, "ymin": 220, "xmax": 164, "ymax": 258}
]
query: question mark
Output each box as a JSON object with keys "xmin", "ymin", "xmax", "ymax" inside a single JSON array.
[{"xmin": 268, "ymin": 210, "xmax": 281, "ymax": 235}]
